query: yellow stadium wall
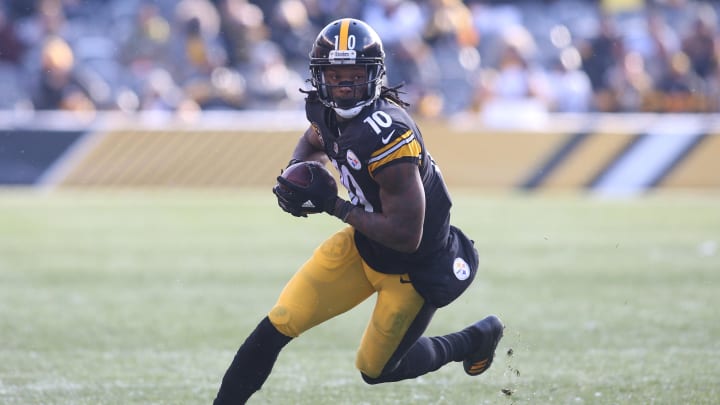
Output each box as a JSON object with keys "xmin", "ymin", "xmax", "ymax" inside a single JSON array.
[
  {"xmin": 59, "ymin": 130, "xmax": 301, "ymax": 188},
  {"xmin": 54, "ymin": 119, "xmax": 720, "ymax": 192}
]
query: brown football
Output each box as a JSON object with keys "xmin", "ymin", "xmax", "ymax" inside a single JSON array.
[
  {"xmin": 277, "ymin": 161, "xmax": 338, "ymax": 213},
  {"xmin": 280, "ymin": 161, "xmax": 336, "ymax": 192},
  {"xmin": 281, "ymin": 161, "xmax": 315, "ymax": 188}
]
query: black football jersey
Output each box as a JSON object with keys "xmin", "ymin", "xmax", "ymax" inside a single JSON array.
[{"xmin": 305, "ymin": 91, "xmax": 453, "ymax": 275}]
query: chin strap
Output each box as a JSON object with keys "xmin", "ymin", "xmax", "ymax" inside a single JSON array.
[{"xmin": 333, "ymin": 105, "xmax": 364, "ymax": 119}]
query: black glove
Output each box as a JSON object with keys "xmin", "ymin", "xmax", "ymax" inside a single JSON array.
[
  {"xmin": 275, "ymin": 177, "xmax": 338, "ymax": 213},
  {"xmin": 272, "ymin": 161, "xmax": 338, "ymax": 217},
  {"xmin": 273, "ymin": 184, "xmax": 309, "ymax": 217},
  {"xmin": 274, "ymin": 182, "xmax": 356, "ymax": 221}
]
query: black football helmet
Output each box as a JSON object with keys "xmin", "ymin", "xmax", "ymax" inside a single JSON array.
[{"xmin": 309, "ymin": 18, "xmax": 386, "ymax": 118}]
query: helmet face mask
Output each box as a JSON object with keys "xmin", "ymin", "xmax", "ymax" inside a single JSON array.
[
  {"xmin": 309, "ymin": 19, "xmax": 385, "ymax": 118},
  {"xmin": 317, "ymin": 64, "xmax": 381, "ymax": 108}
]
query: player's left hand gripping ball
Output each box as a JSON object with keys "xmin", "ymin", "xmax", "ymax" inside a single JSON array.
[{"xmin": 273, "ymin": 161, "xmax": 338, "ymax": 217}]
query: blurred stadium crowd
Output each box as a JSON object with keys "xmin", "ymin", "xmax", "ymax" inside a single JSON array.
[{"xmin": 1, "ymin": 0, "xmax": 719, "ymax": 120}]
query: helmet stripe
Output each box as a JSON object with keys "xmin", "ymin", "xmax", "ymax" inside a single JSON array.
[{"xmin": 338, "ymin": 19, "xmax": 350, "ymax": 50}]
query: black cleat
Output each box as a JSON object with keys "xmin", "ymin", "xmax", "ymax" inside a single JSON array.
[{"xmin": 463, "ymin": 315, "xmax": 504, "ymax": 376}]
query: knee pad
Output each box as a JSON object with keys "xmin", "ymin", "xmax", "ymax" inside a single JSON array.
[
  {"xmin": 360, "ymin": 371, "xmax": 383, "ymax": 385},
  {"xmin": 356, "ymin": 354, "xmax": 384, "ymax": 380},
  {"xmin": 268, "ymin": 305, "xmax": 301, "ymax": 338}
]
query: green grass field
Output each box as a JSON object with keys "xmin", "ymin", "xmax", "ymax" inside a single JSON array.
[{"xmin": 0, "ymin": 189, "xmax": 718, "ymax": 405}]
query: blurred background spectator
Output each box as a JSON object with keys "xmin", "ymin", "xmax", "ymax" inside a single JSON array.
[
  {"xmin": 546, "ymin": 47, "xmax": 593, "ymax": 113},
  {"xmin": 470, "ymin": 24, "xmax": 553, "ymax": 126},
  {"xmin": 1, "ymin": 0, "xmax": 720, "ymax": 117}
]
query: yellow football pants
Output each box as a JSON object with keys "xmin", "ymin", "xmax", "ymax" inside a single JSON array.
[{"xmin": 268, "ymin": 226, "xmax": 425, "ymax": 378}]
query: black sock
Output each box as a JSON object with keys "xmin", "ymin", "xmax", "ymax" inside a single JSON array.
[
  {"xmin": 214, "ymin": 317, "xmax": 292, "ymax": 404},
  {"xmin": 429, "ymin": 325, "xmax": 478, "ymax": 362},
  {"xmin": 362, "ymin": 327, "xmax": 476, "ymax": 384}
]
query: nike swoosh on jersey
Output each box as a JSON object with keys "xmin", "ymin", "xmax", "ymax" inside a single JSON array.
[{"xmin": 381, "ymin": 129, "xmax": 396, "ymax": 144}]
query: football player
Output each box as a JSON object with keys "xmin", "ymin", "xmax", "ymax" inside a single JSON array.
[{"xmin": 214, "ymin": 18, "xmax": 504, "ymax": 404}]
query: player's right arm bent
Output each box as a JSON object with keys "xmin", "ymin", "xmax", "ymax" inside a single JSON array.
[
  {"xmin": 340, "ymin": 162, "xmax": 425, "ymax": 253},
  {"xmin": 289, "ymin": 126, "xmax": 327, "ymax": 165}
]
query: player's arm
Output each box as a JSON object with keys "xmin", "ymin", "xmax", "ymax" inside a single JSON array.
[
  {"xmin": 273, "ymin": 126, "xmax": 333, "ymax": 218},
  {"xmin": 337, "ymin": 162, "xmax": 425, "ymax": 253},
  {"xmin": 289, "ymin": 126, "xmax": 328, "ymax": 165}
]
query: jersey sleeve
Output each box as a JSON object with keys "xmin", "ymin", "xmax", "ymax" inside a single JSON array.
[{"xmin": 367, "ymin": 125, "xmax": 422, "ymax": 178}]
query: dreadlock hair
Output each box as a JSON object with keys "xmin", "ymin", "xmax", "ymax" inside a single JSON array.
[
  {"xmin": 380, "ymin": 84, "xmax": 410, "ymax": 109},
  {"xmin": 299, "ymin": 83, "xmax": 410, "ymax": 108}
]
